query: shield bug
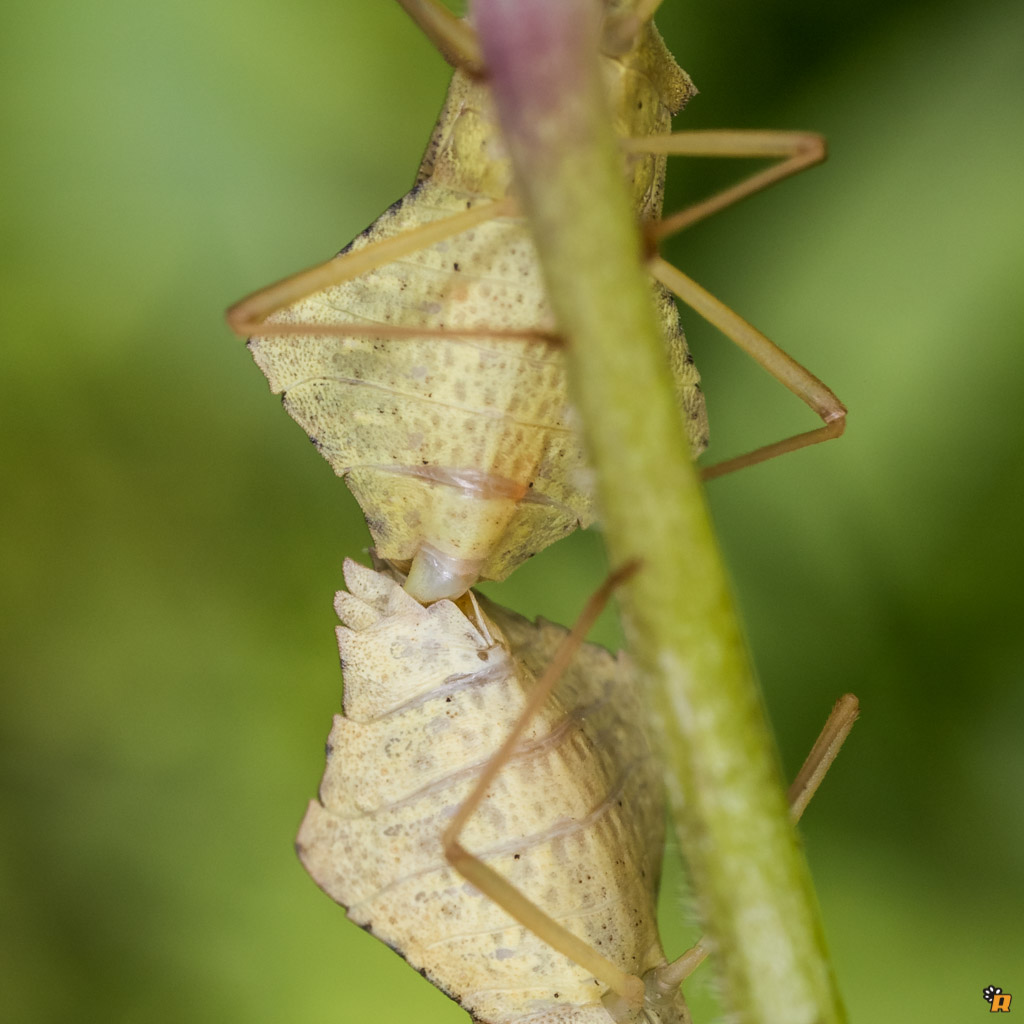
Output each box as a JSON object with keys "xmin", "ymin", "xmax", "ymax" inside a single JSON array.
[{"xmin": 227, "ymin": 0, "xmax": 845, "ymax": 603}]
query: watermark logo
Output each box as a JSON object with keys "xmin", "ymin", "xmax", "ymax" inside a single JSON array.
[{"xmin": 984, "ymin": 986, "xmax": 1012, "ymax": 1012}]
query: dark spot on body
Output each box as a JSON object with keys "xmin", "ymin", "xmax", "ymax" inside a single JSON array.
[{"xmin": 453, "ymin": 262, "xmax": 461, "ymax": 271}]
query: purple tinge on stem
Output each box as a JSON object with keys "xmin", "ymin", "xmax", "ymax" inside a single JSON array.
[{"xmin": 474, "ymin": 0, "xmax": 603, "ymax": 157}]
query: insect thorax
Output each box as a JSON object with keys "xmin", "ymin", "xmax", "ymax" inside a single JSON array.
[{"xmin": 417, "ymin": 19, "xmax": 695, "ymax": 218}]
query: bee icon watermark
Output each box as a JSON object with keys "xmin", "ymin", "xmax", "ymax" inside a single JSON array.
[{"xmin": 984, "ymin": 986, "xmax": 1012, "ymax": 1012}]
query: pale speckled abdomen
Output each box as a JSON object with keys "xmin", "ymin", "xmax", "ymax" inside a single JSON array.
[{"xmin": 296, "ymin": 561, "xmax": 688, "ymax": 1024}]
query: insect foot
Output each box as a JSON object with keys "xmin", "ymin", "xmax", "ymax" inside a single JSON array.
[{"xmin": 296, "ymin": 559, "xmax": 691, "ymax": 1024}]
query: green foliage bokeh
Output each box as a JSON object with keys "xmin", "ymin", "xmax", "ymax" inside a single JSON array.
[{"xmin": 2, "ymin": 0, "xmax": 1022, "ymax": 1020}]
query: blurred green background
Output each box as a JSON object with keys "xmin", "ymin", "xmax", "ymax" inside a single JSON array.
[{"xmin": 3, "ymin": 0, "xmax": 1022, "ymax": 1020}]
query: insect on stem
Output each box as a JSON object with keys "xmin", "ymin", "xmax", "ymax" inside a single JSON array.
[{"xmin": 238, "ymin": 2, "xmax": 854, "ymax": 1021}]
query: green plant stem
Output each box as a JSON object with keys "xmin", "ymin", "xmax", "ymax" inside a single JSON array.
[{"xmin": 473, "ymin": 2, "xmax": 846, "ymax": 1022}]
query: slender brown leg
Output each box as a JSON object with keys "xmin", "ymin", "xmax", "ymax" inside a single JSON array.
[
  {"xmin": 225, "ymin": 2, "xmax": 496, "ymax": 341},
  {"xmin": 623, "ymin": 129, "xmax": 827, "ymax": 239},
  {"xmin": 601, "ymin": 0, "xmax": 668, "ymax": 55},
  {"xmin": 225, "ymin": 197, "xmax": 516, "ymax": 337},
  {"xmin": 622, "ymin": 129, "xmax": 843, "ymax": 476},
  {"xmin": 650, "ymin": 256, "xmax": 846, "ymax": 479},
  {"xmin": 442, "ymin": 563, "xmax": 646, "ymax": 1010},
  {"xmin": 394, "ymin": 0, "xmax": 483, "ymax": 74},
  {"xmin": 651, "ymin": 694, "xmax": 860, "ymax": 992},
  {"xmin": 785, "ymin": 694, "xmax": 861, "ymax": 821}
]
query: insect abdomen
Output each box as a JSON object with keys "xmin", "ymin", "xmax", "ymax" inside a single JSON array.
[{"xmin": 296, "ymin": 561, "xmax": 672, "ymax": 1024}]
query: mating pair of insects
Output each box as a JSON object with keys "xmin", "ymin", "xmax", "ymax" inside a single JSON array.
[{"xmin": 228, "ymin": 2, "xmax": 854, "ymax": 1023}]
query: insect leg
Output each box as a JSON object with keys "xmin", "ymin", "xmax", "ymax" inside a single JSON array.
[
  {"xmin": 225, "ymin": 197, "xmax": 515, "ymax": 336},
  {"xmin": 443, "ymin": 563, "xmax": 648, "ymax": 1012},
  {"xmin": 651, "ymin": 694, "xmax": 860, "ymax": 992},
  {"xmin": 785, "ymin": 693, "xmax": 860, "ymax": 822},
  {"xmin": 395, "ymin": 0, "xmax": 483, "ymax": 74},
  {"xmin": 620, "ymin": 130, "xmax": 843, "ymax": 476},
  {"xmin": 600, "ymin": 0, "xmax": 667, "ymax": 56},
  {"xmin": 623, "ymin": 130, "xmax": 826, "ymax": 240},
  {"xmin": 650, "ymin": 255, "xmax": 846, "ymax": 479}
]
